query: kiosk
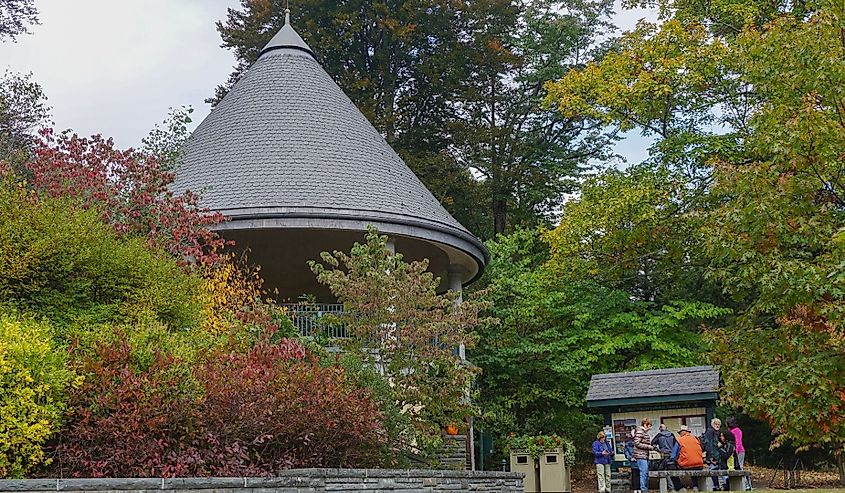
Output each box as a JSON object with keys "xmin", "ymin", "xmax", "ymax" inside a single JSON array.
[{"xmin": 586, "ymin": 366, "xmax": 720, "ymax": 492}]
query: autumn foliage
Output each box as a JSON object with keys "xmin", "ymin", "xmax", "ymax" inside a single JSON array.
[
  {"xmin": 25, "ymin": 129, "xmax": 227, "ymax": 266},
  {"xmin": 52, "ymin": 337, "xmax": 386, "ymax": 477},
  {"xmin": 0, "ymin": 130, "xmax": 392, "ymax": 477}
]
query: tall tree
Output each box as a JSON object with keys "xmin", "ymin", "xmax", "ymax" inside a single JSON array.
[
  {"xmin": 547, "ymin": 0, "xmax": 845, "ymax": 474},
  {"xmin": 701, "ymin": 2, "xmax": 845, "ymax": 473},
  {"xmin": 544, "ymin": 165, "xmax": 726, "ymax": 306},
  {"xmin": 0, "ymin": 0, "xmax": 38, "ymax": 42},
  {"xmin": 212, "ymin": 0, "xmax": 613, "ymax": 238},
  {"xmin": 545, "ymin": 18, "xmax": 747, "ymax": 183},
  {"xmin": 455, "ymin": 0, "xmax": 614, "ymax": 234},
  {"xmin": 474, "ymin": 228, "xmax": 728, "ymax": 444},
  {"xmin": 0, "ymin": 71, "xmax": 50, "ymax": 167}
]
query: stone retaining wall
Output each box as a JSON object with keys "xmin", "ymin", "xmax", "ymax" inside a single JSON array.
[{"xmin": 0, "ymin": 469, "xmax": 523, "ymax": 493}]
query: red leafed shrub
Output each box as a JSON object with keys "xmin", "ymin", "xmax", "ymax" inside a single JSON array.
[
  {"xmin": 52, "ymin": 338, "xmax": 198, "ymax": 478},
  {"xmin": 26, "ymin": 129, "xmax": 228, "ymax": 266},
  {"xmin": 52, "ymin": 337, "xmax": 386, "ymax": 477},
  {"xmin": 192, "ymin": 343, "xmax": 386, "ymax": 474}
]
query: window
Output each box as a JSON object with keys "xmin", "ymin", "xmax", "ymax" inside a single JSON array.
[{"xmin": 661, "ymin": 415, "xmax": 706, "ymax": 436}]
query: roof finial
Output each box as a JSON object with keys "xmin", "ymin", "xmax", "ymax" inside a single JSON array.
[{"xmin": 284, "ymin": 0, "xmax": 290, "ymax": 26}]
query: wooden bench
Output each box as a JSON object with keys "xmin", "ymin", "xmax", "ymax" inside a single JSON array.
[{"xmin": 649, "ymin": 469, "xmax": 751, "ymax": 493}]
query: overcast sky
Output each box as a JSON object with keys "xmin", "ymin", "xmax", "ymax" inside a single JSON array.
[{"xmin": 0, "ymin": 0, "xmax": 656, "ymax": 165}]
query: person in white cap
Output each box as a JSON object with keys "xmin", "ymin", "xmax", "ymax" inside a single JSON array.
[{"xmin": 668, "ymin": 425, "xmax": 705, "ymax": 490}]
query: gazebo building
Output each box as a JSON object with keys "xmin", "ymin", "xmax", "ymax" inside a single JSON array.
[{"xmin": 173, "ymin": 13, "xmax": 487, "ymax": 318}]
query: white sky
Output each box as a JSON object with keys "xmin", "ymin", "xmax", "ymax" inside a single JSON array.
[{"xmin": 0, "ymin": 0, "xmax": 656, "ymax": 163}]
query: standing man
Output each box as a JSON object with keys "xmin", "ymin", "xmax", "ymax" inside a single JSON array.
[
  {"xmin": 653, "ymin": 424, "xmax": 679, "ymax": 491},
  {"xmin": 703, "ymin": 418, "xmax": 723, "ymax": 491},
  {"xmin": 652, "ymin": 423, "xmax": 678, "ymax": 458},
  {"xmin": 633, "ymin": 418, "xmax": 655, "ymax": 493}
]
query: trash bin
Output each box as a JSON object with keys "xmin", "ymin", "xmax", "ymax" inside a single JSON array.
[
  {"xmin": 510, "ymin": 450, "xmax": 538, "ymax": 493},
  {"xmin": 539, "ymin": 447, "xmax": 571, "ymax": 493}
]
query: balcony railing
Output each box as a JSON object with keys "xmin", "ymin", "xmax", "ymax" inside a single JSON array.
[{"xmin": 280, "ymin": 303, "xmax": 347, "ymax": 339}]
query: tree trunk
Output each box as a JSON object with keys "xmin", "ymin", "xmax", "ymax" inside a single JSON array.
[
  {"xmin": 838, "ymin": 447, "xmax": 845, "ymax": 486},
  {"xmin": 493, "ymin": 194, "xmax": 507, "ymax": 235},
  {"xmin": 384, "ymin": 76, "xmax": 396, "ymax": 144}
]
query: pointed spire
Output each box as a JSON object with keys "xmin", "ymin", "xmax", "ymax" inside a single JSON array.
[{"xmin": 259, "ymin": 4, "xmax": 314, "ymax": 58}]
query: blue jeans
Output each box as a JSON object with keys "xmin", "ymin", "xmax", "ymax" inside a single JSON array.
[
  {"xmin": 637, "ymin": 458, "xmax": 650, "ymax": 491},
  {"xmin": 708, "ymin": 462, "xmax": 720, "ymax": 489}
]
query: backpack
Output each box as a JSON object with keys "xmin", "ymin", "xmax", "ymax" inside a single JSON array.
[{"xmin": 624, "ymin": 437, "xmax": 635, "ymax": 461}]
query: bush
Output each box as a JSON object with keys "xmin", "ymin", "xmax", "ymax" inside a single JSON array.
[
  {"xmin": 53, "ymin": 337, "xmax": 387, "ymax": 477},
  {"xmin": 52, "ymin": 335, "xmax": 199, "ymax": 478},
  {"xmin": 192, "ymin": 342, "xmax": 386, "ymax": 473},
  {"xmin": 26, "ymin": 130, "xmax": 226, "ymax": 266},
  {"xmin": 0, "ymin": 313, "xmax": 76, "ymax": 478},
  {"xmin": 0, "ymin": 179, "xmax": 202, "ymax": 333}
]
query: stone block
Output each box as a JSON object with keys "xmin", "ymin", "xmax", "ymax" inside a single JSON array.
[
  {"xmin": 0, "ymin": 479, "xmax": 58, "ymax": 491},
  {"xmin": 58, "ymin": 478, "xmax": 162, "ymax": 491}
]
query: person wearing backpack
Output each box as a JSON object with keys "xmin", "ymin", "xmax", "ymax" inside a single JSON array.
[
  {"xmin": 625, "ymin": 428, "xmax": 638, "ymax": 491},
  {"xmin": 632, "ymin": 418, "xmax": 656, "ymax": 493},
  {"xmin": 652, "ymin": 423, "xmax": 678, "ymax": 458},
  {"xmin": 670, "ymin": 426, "xmax": 704, "ymax": 490}
]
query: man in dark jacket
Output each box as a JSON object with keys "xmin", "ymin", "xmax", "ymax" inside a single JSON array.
[
  {"xmin": 652, "ymin": 424, "xmax": 679, "ymax": 490},
  {"xmin": 702, "ymin": 418, "xmax": 723, "ymax": 490},
  {"xmin": 652, "ymin": 423, "xmax": 678, "ymax": 457}
]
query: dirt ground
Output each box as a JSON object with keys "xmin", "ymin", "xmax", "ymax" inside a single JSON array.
[{"xmin": 570, "ymin": 464, "xmax": 844, "ymax": 493}]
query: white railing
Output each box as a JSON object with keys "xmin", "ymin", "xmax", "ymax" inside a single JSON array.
[{"xmin": 280, "ymin": 303, "xmax": 347, "ymax": 338}]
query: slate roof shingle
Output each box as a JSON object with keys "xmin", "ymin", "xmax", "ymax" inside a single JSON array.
[
  {"xmin": 171, "ymin": 35, "xmax": 472, "ymax": 239},
  {"xmin": 586, "ymin": 366, "xmax": 720, "ymax": 404}
]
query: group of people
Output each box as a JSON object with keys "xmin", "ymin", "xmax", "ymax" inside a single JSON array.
[{"xmin": 591, "ymin": 417, "xmax": 752, "ymax": 493}]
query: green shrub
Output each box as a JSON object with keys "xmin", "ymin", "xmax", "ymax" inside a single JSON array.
[
  {"xmin": 0, "ymin": 180, "xmax": 202, "ymax": 335},
  {"xmin": 0, "ymin": 313, "xmax": 76, "ymax": 478}
]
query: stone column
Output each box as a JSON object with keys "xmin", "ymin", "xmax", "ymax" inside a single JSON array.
[
  {"xmin": 447, "ymin": 265, "xmax": 465, "ymax": 363},
  {"xmin": 447, "ymin": 264, "xmax": 464, "ymax": 306},
  {"xmin": 385, "ymin": 237, "xmax": 396, "ymax": 254},
  {"xmin": 447, "ymin": 264, "xmax": 474, "ymax": 471}
]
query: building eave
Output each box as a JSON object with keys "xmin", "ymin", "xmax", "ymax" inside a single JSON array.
[
  {"xmin": 213, "ymin": 206, "xmax": 489, "ymax": 285},
  {"xmin": 586, "ymin": 392, "xmax": 719, "ymax": 410}
]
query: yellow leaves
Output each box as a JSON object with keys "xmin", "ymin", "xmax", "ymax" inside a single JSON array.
[
  {"xmin": 545, "ymin": 18, "xmax": 729, "ymax": 134},
  {"xmin": 0, "ymin": 314, "xmax": 75, "ymax": 478},
  {"xmin": 198, "ymin": 253, "xmax": 265, "ymax": 335}
]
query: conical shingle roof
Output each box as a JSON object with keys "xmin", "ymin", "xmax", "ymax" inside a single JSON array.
[{"xmin": 173, "ymin": 16, "xmax": 486, "ymax": 283}]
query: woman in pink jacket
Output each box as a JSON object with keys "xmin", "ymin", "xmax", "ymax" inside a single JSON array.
[{"xmin": 727, "ymin": 417, "xmax": 752, "ymax": 490}]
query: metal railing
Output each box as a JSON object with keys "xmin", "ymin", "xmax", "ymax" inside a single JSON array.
[{"xmin": 280, "ymin": 303, "xmax": 347, "ymax": 339}]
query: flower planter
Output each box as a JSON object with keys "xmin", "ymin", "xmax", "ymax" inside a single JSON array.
[{"xmin": 509, "ymin": 447, "xmax": 571, "ymax": 493}]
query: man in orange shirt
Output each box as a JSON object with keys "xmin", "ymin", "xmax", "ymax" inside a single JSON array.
[
  {"xmin": 672, "ymin": 425, "xmax": 704, "ymax": 469},
  {"xmin": 669, "ymin": 425, "xmax": 704, "ymax": 491}
]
